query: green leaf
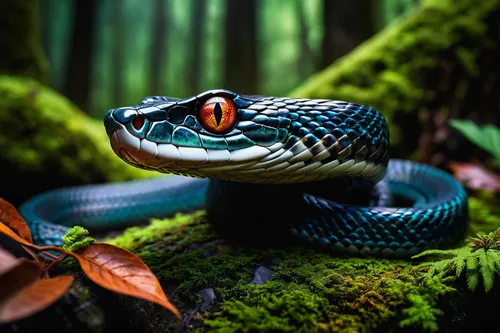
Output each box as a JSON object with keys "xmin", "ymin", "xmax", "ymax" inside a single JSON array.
[
  {"xmin": 484, "ymin": 125, "xmax": 500, "ymax": 162},
  {"xmin": 449, "ymin": 120, "xmax": 500, "ymax": 164}
]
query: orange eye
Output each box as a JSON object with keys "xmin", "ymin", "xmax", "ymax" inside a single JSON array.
[{"xmin": 199, "ymin": 97, "xmax": 237, "ymax": 134}]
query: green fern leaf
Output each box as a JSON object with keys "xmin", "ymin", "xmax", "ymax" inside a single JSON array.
[
  {"xmin": 466, "ymin": 255, "xmax": 479, "ymax": 291},
  {"xmin": 489, "ymin": 251, "xmax": 500, "ymax": 272},
  {"xmin": 478, "ymin": 249, "xmax": 495, "ymax": 292},
  {"xmin": 454, "ymin": 256, "xmax": 466, "ymax": 278},
  {"xmin": 412, "ymin": 248, "xmax": 462, "ymax": 259}
]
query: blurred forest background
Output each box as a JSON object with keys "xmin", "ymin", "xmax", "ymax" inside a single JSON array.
[{"xmin": 38, "ymin": 0, "xmax": 419, "ymax": 118}]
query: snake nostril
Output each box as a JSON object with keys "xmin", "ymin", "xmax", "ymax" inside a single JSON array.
[{"xmin": 132, "ymin": 115, "xmax": 145, "ymax": 130}]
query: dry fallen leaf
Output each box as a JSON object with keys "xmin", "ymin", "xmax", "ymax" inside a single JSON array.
[
  {"xmin": 0, "ymin": 247, "xmax": 74, "ymax": 323},
  {"xmin": 0, "ymin": 198, "xmax": 32, "ymax": 244},
  {"xmin": 449, "ymin": 162, "xmax": 500, "ymax": 192},
  {"xmin": 0, "ymin": 275, "xmax": 74, "ymax": 323},
  {"xmin": 70, "ymin": 243, "xmax": 180, "ymax": 319},
  {"xmin": 0, "ymin": 222, "xmax": 33, "ymax": 247}
]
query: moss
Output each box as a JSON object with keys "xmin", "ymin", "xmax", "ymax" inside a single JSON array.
[
  {"xmin": 0, "ymin": 0, "xmax": 49, "ymax": 83},
  {"xmin": 107, "ymin": 211, "xmax": 210, "ymax": 251},
  {"xmin": 107, "ymin": 211, "xmax": 456, "ymax": 332},
  {"xmin": 289, "ymin": 0, "xmax": 500, "ymax": 154},
  {"xmin": 0, "ymin": 75, "xmax": 152, "ymax": 205}
]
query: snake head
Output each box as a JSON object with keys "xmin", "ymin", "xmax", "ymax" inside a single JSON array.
[
  {"xmin": 104, "ymin": 89, "xmax": 290, "ymax": 181},
  {"xmin": 104, "ymin": 89, "xmax": 390, "ymax": 183}
]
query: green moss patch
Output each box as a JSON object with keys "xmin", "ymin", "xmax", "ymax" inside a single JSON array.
[
  {"xmin": 107, "ymin": 207, "xmax": 480, "ymax": 332},
  {"xmin": 0, "ymin": 75, "xmax": 152, "ymax": 204}
]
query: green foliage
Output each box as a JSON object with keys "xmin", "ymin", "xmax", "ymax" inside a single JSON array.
[
  {"xmin": 449, "ymin": 120, "xmax": 500, "ymax": 165},
  {"xmin": 62, "ymin": 226, "xmax": 95, "ymax": 252},
  {"xmin": 413, "ymin": 228, "xmax": 500, "ymax": 293},
  {"xmin": 399, "ymin": 294, "xmax": 443, "ymax": 332}
]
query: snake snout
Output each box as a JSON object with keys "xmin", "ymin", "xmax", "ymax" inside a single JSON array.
[{"xmin": 104, "ymin": 108, "xmax": 121, "ymax": 137}]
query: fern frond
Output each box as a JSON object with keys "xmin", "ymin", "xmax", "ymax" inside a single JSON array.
[
  {"xmin": 478, "ymin": 250, "xmax": 495, "ymax": 292},
  {"xmin": 489, "ymin": 251, "xmax": 500, "ymax": 272},
  {"xmin": 411, "ymin": 248, "xmax": 462, "ymax": 259},
  {"xmin": 466, "ymin": 255, "xmax": 479, "ymax": 291},
  {"xmin": 414, "ymin": 228, "xmax": 500, "ymax": 293},
  {"xmin": 454, "ymin": 255, "xmax": 466, "ymax": 278}
]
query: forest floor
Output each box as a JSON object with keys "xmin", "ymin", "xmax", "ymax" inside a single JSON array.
[{"xmin": 55, "ymin": 192, "xmax": 500, "ymax": 333}]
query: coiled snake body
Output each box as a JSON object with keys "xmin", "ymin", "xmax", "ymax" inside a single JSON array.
[{"xmin": 19, "ymin": 90, "xmax": 469, "ymax": 258}]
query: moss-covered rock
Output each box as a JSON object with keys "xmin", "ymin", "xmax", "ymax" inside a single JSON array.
[
  {"xmin": 289, "ymin": 0, "xmax": 500, "ymax": 158},
  {"xmin": 0, "ymin": 75, "xmax": 153, "ymax": 205}
]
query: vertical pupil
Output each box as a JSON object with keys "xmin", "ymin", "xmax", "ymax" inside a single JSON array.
[{"xmin": 214, "ymin": 103, "xmax": 223, "ymax": 126}]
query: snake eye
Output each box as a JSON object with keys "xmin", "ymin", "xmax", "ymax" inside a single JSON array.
[
  {"xmin": 132, "ymin": 115, "xmax": 145, "ymax": 130},
  {"xmin": 199, "ymin": 97, "xmax": 237, "ymax": 134}
]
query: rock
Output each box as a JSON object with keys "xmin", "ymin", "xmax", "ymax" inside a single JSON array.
[{"xmin": 251, "ymin": 266, "xmax": 273, "ymax": 284}]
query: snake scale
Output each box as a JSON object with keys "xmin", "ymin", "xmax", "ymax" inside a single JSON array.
[{"xmin": 19, "ymin": 89, "xmax": 469, "ymax": 258}]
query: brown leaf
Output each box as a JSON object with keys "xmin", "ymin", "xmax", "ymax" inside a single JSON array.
[
  {"xmin": 69, "ymin": 243, "xmax": 180, "ymax": 319},
  {"xmin": 0, "ymin": 198, "xmax": 32, "ymax": 244},
  {"xmin": 0, "ymin": 248, "xmax": 42, "ymax": 301},
  {"xmin": 0, "ymin": 247, "xmax": 72, "ymax": 323},
  {"xmin": 0, "ymin": 275, "xmax": 74, "ymax": 323},
  {"xmin": 0, "ymin": 222, "xmax": 33, "ymax": 247},
  {"xmin": 0, "ymin": 247, "xmax": 25, "ymax": 276},
  {"xmin": 449, "ymin": 162, "xmax": 500, "ymax": 192}
]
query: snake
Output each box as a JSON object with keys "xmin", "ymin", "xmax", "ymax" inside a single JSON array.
[{"xmin": 18, "ymin": 89, "xmax": 469, "ymax": 258}]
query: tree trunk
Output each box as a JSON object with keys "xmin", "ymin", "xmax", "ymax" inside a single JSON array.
[
  {"xmin": 111, "ymin": 1, "xmax": 124, "ymax": 106},
  {"xmin": 149, "ymin": 0, "xmax": 168, "ymax": 96},
  {"xmin": 296, "ymin": 0, "xmax": 315, "ymax": 79},
  {"xmin": 223, "ymin": 0, "xmax": 258, "ymax": 94},
  {"xmin": 63, "ymin": 0, "xmax": 96, "ymax": 112},
  {"xmin": 188, "ymin": 0, "xmax": 206, "ymax": 95},
  {"xmin": 321, "ymin": 0, "xmax": 376, "ymax": 69},
  {"xmin": 0, "ymin": 0, "xmax": 49, "ymax": 83},
  {"xmin": 39, "ymin": 0, "xmax": 51, "ymax": 64}
]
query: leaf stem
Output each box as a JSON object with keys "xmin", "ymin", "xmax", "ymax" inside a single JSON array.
[
  {"xmin": 45, "ymin": 254, "xmax": 67, "ymax": 273},
  {"xmin": 40, "ymin": 251, "xmax": 59, "ymax": 260}
]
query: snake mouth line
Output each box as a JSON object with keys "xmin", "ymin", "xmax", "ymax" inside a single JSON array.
[
  {"xmin": 109, "ymin": 127, "xmax": 280, "ymax": 168},
  {"xmin": 109, "ymin": 126, "xmax": 387, "ymax": 184}
]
